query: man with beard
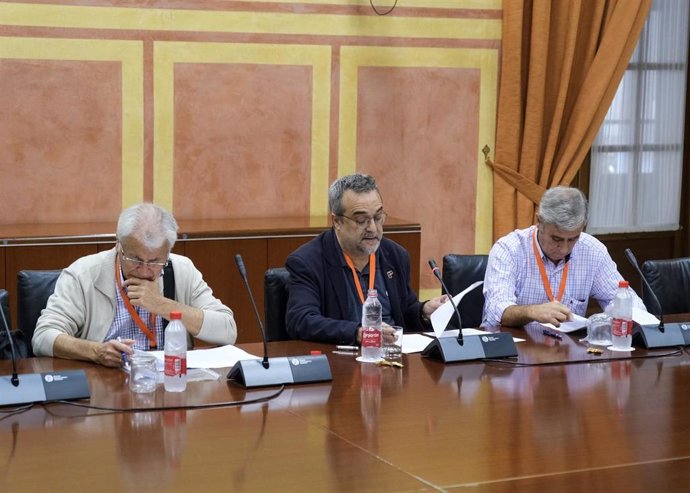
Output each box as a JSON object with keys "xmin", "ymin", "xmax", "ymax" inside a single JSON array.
[
  {"xmin": 32, "ymin": 203, "xmax": 236, "ymax": 367},
  {"xmin": 285, "ymin": 173, "xmax": 446, "ymax": 344}
]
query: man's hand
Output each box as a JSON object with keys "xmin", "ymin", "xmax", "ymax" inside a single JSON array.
[
  {"xmin": 92, "ymin": 338, "xmax": 134, "ymax": 368},
  {"xmin": 529, "ymin": 301, "xmax": 571, "ymax": 327},
  {"xmin": 423, "ymin": 295, "xmax": 448, "ymax": 319},
  {"xmin": 123, "ymin": 277, "xmax": 164, "ymax": 313}
]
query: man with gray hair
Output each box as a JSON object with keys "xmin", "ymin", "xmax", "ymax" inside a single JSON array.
[
  {"xmin": 482, "ymin": 186, "xmax": 645, "ymax": 328},
  {"xmin": 32, "ymin": 203, "xmax": 237, "ymax": 366},
  {"xmin": 285, "ymin": 173, "xmax": 446, "ymax": 345}
]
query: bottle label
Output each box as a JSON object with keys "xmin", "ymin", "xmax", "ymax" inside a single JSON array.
[
  {"xmin": 612, "ymin": 318, "xmax": 633, "ymax": 337},
  {"xmin": 361, "ymin": 327, "xmax": 382, "ymax": 348},
  {"xmin": 164, "ymin": 355, "xmax": 187, "ymax": 377}
]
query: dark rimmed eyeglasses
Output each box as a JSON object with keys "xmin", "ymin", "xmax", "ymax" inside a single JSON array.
[{"xmin": 337, "ymin": 211, "xmax": 387, "ymax": 229}]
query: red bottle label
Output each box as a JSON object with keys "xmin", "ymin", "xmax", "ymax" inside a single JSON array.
[
  {"xmin": 612, "ymin": 318, "xmax": 632, "ymax": 337},
  {"xmin": 361, "ymin": 327, "xmax": 382, "ymax": 348},
  {"xmin": 164, "ymin": 355, "xmax": 187, "ymax": 377}
]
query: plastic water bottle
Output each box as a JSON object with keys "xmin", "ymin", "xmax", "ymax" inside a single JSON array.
[
  {"xmin": 164, "ymin": 311, "xmax": 187, "ymax": 392},
  {"xmin": 610, "ymin": 281, "xmax": 634, "ymax": 350},
  {"xmin": 360, "ymin": 289, "xmax": 383, "ymax": 362}
]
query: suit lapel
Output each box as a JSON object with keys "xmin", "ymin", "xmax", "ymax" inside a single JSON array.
[{"xmin": 323, "ymin": 229, "xmax": 353, "ymax": 319}]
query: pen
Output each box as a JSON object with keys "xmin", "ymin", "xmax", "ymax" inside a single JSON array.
[
  {"xmin": 542, "ymin": 329, "xmax": 563, "ymax": 340},
  {"xmin": 336, "ymin": 345, "xmax": 359, "ymax": 351}
]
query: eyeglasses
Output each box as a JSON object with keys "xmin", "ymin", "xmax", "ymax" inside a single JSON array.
[
  {"xmin": 118, "ymin": 245, "xmax": 169, "ymax": 269},
  {"xmin": 338, "ymin": 211, "xmax": 387, "ymax": 228}
]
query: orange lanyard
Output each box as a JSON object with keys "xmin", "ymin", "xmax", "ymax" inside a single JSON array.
[
  {"xmin": 343, "ymin": 253, "xmax": 376, "ymax": 304},
  {"xmin": 115, "ymin": 257, "xmax": 158, "ymax": 349},
  {"xmin": 532, "ymin": 227, "xmax": 569, "ymax": 302}
]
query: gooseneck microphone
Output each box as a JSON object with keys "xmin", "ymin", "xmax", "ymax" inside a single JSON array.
[
  {"xmin": 428, "ymin": 258, "xmax": 464, "ymax": 345},
  {"xmin": 0, "ymin": 305, "xmax": 19, "ymax": 387},
  {"xmin": 0, "ymin": 307, "xmax": 90, "ymax": 406},
  {"xmin": 227, "ymin": 254, "xmax": 332, "ymax": 388},
  {"xmin": 235, "ymin": 254, "xmax": 270, "ymax": 369},
  {"xmin": 623, "ymin": 248, "xmax": 690, "ymax": 348},
  {"xmin": 420, "ymin": 258, "xmax": 518, "ymax": 364},
  {"xmin": 624, "ymin": 248, "xmax": 665, "ymax": 333}
]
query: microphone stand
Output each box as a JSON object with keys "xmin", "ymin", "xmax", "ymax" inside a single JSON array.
[
  {"xmin": 428, "ymin": 259, "xmax": 464, "ymax": 345},
  {"xmin": 421, "ymin": 258, "xmax": 517, "ymax": 364},
  {"xmin": 227, "ymin": 254, "xmax": 332, "ymax": 388}
]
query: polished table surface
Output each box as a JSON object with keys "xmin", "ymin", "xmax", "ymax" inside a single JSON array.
[{"xmin": 3, "ymin": 325, "xmax": 690, "ymax": 492}]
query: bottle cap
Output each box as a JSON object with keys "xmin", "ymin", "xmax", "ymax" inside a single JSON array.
[
  {"xmin": 618, "ymin": 281, "xmax": 629, "ymax": 288},
  {"xmin": 170, "ymin": 311, "xmax": 182, "ymax": 320},
  {"xmin": 367, "ymin": 289, "xmax": 378, "ymax": 297}
]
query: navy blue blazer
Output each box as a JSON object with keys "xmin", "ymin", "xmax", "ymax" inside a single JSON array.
[{"xmin": 285, "ymin": 229, "xmax": 428, "ymax": 344}]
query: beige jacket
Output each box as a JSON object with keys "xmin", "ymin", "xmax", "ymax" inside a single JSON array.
[{"xmin": 32, "ymin": 248, "xmax": 236, "ymax": 356}]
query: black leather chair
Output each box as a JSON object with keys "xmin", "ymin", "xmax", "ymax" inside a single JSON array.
[
  {"xmin": 17, "ymin": 270, "xmax": 62, "ymax": 355},
  {"xmin": 641, "ymin": 257, "xmax": 690, "ymax": 315},
  {"xmin": 0, "ymin": 288, "xmax": 11, "ymax": 330},
  {"xmin": 441, "ymin": 254, "xmax": 489, "ymax": 329},
  {"xmin": 0, "ymin": 288, "xmax": 30, "ymax": 360},
  {"xmin": 264, "ymin": 268, "xmax": 292, "ymax": 342}
]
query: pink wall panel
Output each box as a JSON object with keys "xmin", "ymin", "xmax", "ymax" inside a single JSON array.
[
  {"xmin": 173, "ymin": 63, "xmax": 313, "ymax": 219},
  {"xmin": 356, "ymin": 66, "xmax": 480, "ymax": 289},
  {"xmin": 0, "ymin": 60, "xmax": 123, "ymax": 224}
]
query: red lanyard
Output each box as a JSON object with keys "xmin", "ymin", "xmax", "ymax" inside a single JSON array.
[
  {"xmin": 343, "ymin": 253, "xmax": 376, "ymax": 304},
  {"xmin": 532, "ymin": 227, "xmax": 569, "ymax": 302},
  {"xmin": 115, "ymin": 257, "xmax": 158, "ymax": 349}
]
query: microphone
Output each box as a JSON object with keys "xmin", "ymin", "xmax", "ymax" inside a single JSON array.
[
  {"xmin": 0, "ymin": 305, "xmax": 19, "ymax": 387},
  {"xmin": 1, "ymin": 312, "xmax": 90, "ymax": 406},
  {"xmin": 421, "ymin": 258, "xmax": 517, "ymax": 363},
  {"xmin": 623, "ymin": 248, "xmax": 690, "ymax": 348},
  {"xmin": 428, "ymin": 259, "xmax": 464, "ymax": 345},
  {"xmin": 227, "ymin": 254, "xmax": 332, "ymax": 388},
  {"xmin": 624, "ymin": 249, "xmax": 665, "ymax": 333},
  {"xmin": 235, "ymin": 254, "xmax": 269, "ymax": 369}
]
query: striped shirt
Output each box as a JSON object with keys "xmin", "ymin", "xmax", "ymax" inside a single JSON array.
[
  {"xmin": 103, "ymin": 270, "xmax": 165, "ymax": 350},
  {"xmin": 482, "ymin": 225, "xmax": 645, "ymax": 327}
]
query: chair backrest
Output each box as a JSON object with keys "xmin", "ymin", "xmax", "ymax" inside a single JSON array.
[
  {"xmin": 264, "ymin": 268, "xmax": 292, "ymax": 342},
  {"xmin": 441, "ymin": 254, "xmax": 489, "ymax": 329},
  {"xmin": 17, "ymin": 269, "xmax": 62, "ymax": 354},
  {"xmin": 0, "ymin": 288, "xmax": 11, "ymax": 330},
  {"xmin": 641, "ymin": 257, "xmax": 690, "ymax": 315}
]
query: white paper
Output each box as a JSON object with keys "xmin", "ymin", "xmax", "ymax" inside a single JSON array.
[
  {"xmin": 402, "ymin": 333, "xmax": 435, "ymax": 353},
  {"xmin": 545, "ymin": 309, "xmax": 660, "ymax": 333},
  {"xmin": 430, "ymin": 280, "xmax": 484, "ymax": 337},
  {"xmin": 544, "ymin": 313, "xmax": 588, "ymax": 333},
  {"xmin": 633, "ymin": 308, "xmax": 660, "ymax": 325},
  {"xmin": 149, "ymin": 344, "xmax": 260, "ymax": 369}
]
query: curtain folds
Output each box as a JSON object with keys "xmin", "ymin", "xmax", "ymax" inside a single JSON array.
[{"xmin": 490, "ymin": 0, "xmax": 652, "ymax": 240}]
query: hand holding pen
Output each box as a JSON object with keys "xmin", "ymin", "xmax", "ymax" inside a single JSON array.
[{"xmin": 115, "ymin": 337, "xmax": 135, "ymax": 368}]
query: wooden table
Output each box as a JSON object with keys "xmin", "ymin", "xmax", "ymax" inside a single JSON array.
[{"xmin": 2, "ymin": 328, "xmax": 690, "ymax": 492}]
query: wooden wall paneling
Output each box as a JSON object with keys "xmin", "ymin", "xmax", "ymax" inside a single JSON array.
[
  {"xmin": 4, "ymin": 244, "xmax": 99, "ymax": 327},
  {"xmin": 182, "ymin": 238, "xmax": 267, "ymax": 344},
  {"xmin": 0, "ymin": 247, "xmax": 5, "ymax": 284},
  {"xmin": 386, "ymin": 231, "xmax": 421, "ymax": 294},
  {"xmin": 266, "ymin": 236, "xmax": 313, "ymax": 270}
]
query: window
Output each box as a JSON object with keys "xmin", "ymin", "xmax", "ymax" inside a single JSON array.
[{"xmin": 588, "ymin": 0, "xmax": 689, "ymax": 234}]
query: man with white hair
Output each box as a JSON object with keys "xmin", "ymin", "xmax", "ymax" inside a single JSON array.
[{"xmin": 32, "ymin": 203, "xmax": 236, "ymax": 366}]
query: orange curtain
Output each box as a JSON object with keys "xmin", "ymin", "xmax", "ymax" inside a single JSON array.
[{"xmin": 490, "ymin": 0, "xmax": 652, "ymax": 240}]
